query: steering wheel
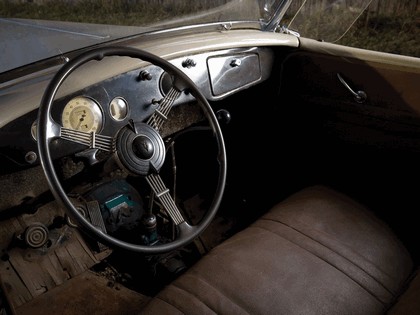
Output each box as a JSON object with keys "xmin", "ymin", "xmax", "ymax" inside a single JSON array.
[{"xmin": 37, "ymin": 46, "xmax": 226, "ymax": 254}]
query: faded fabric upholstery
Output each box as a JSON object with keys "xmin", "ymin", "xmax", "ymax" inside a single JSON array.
[{"xmin": 141, "ymin": 186, "xmax": 414, "ymax": 315}]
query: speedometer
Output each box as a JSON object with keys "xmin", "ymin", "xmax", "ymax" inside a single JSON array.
[{"xmin": 61, "ymin": 96, "xmax": 103, "ymax": 132}]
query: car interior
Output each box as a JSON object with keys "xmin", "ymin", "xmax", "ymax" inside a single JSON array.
[{"xmin": 0, "ymin": 28, "xmax": 419, "ymax": 314}]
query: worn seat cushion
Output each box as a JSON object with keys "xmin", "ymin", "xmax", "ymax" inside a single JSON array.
[{"xmin": 141, "ymin": 185, "xmax": 413, "ymax": 315}]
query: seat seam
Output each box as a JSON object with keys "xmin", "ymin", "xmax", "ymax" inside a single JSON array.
[
  {"xmin": 154, "ymin": 296, "xmax": 185, "ymax": 314},
  {"xmin": 170, "ymin": 282, "xmax": 218, "ymax": 315},
  {"xmin": 264, "ymin": 203, "xmax": 402, "ymax": 281},
  {"xmin": 250, "ymin": 223, "xmax": 389, "ymax": 307},
  {"xmin": 181, "ymin": 273, "xmax": 252, "ymax": 315},
  {"xmin": 258, "ymin": 216, "xmax": 395, "ymax": 296}
]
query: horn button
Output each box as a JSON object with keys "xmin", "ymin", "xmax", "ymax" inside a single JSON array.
[
  {"xmin": 133, "ymin": 135, "xmax": 154, "ymax": 159},
  {"xmin": 116, "ymin": 123, "xmax": 166, "ymax": 176}
]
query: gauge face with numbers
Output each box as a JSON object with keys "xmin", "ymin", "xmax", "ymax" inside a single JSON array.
[{"xmin": 61, "ymin": 96, "xmax": 103, "ymax": 132}]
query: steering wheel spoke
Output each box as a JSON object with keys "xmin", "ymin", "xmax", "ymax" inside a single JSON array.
[
  {"xmin": 60, "ymin": 127, "xmax": 115, "ymax": 152},
  {"xmin": 146, "ymin": 173, "xmax": 185, "ymax": 226},
  {"xmin": 147, "ymin": 87, "xmax": 182, "ymax": 131}
]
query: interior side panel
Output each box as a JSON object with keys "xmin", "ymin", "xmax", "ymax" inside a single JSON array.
[{"xmin": 270, "ymin": 46, "xmax": 420, "ymax": 263}]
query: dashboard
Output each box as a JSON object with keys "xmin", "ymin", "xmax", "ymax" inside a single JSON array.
[{"xmin": 0, "ymin": 47, "xmax": 274, "ymax": 173}]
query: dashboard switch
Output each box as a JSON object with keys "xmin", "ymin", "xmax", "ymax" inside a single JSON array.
[
  {"xmin": 182, "ymin": 58, "xmax": 196, "ymax": 68},
  {"xmin": 139, "ymin": 70, "xmax": 152, "ymax": 81}
]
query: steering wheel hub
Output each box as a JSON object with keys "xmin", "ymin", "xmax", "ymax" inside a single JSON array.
[
  {"xmin": 132, "ymin": 135, "xmax": 154, "ymax": 159},
  {"xmin": 116, "ymin": 122, "xmax": 165, "ymax": 176}
]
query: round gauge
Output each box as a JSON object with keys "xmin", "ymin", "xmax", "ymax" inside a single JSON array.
[
  {"xmin": 31, "ymin": 120, "xmax": 38, "ymax": 141},
  {"xmin": 61, "ymin": 96, "xmax": 103, "ymax": 132},
  {"xmin": 109, "ymin": 97, "xmax": 128, "ymax": 121}
]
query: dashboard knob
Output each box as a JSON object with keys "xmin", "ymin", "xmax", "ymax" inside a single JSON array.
[
  {"xmin": 182, "ymin": 58, "xmax": 196, "ymax": 68},
  {"xmin": 138, "ymin": 70, "xmax": 152, "ymax": 81},
  {"xmin": 216, "ymin": 109, "xmax": 231, "ymax": 125}
]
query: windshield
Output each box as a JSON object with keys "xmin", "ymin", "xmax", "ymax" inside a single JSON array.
[
  {"xmin": 0, "ymin": 0, "xmax": 289, "ymax": 74},
  {"xmin": 282, "ymin": 0, "xmax": 419, "ymax": 57},
  {"xmin": 283, "ymin": 0, "xmax": 373, "ymax": 43}
]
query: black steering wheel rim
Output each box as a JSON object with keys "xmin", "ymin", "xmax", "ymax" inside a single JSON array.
[{"xmin": 37, "ymin": 46, "xmax": 227, "ymax": 254}]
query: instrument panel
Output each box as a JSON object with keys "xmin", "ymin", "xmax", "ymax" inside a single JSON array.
[{"xmin": 0, "ymin": 47, "xmax": 274, "ymax": 171}]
